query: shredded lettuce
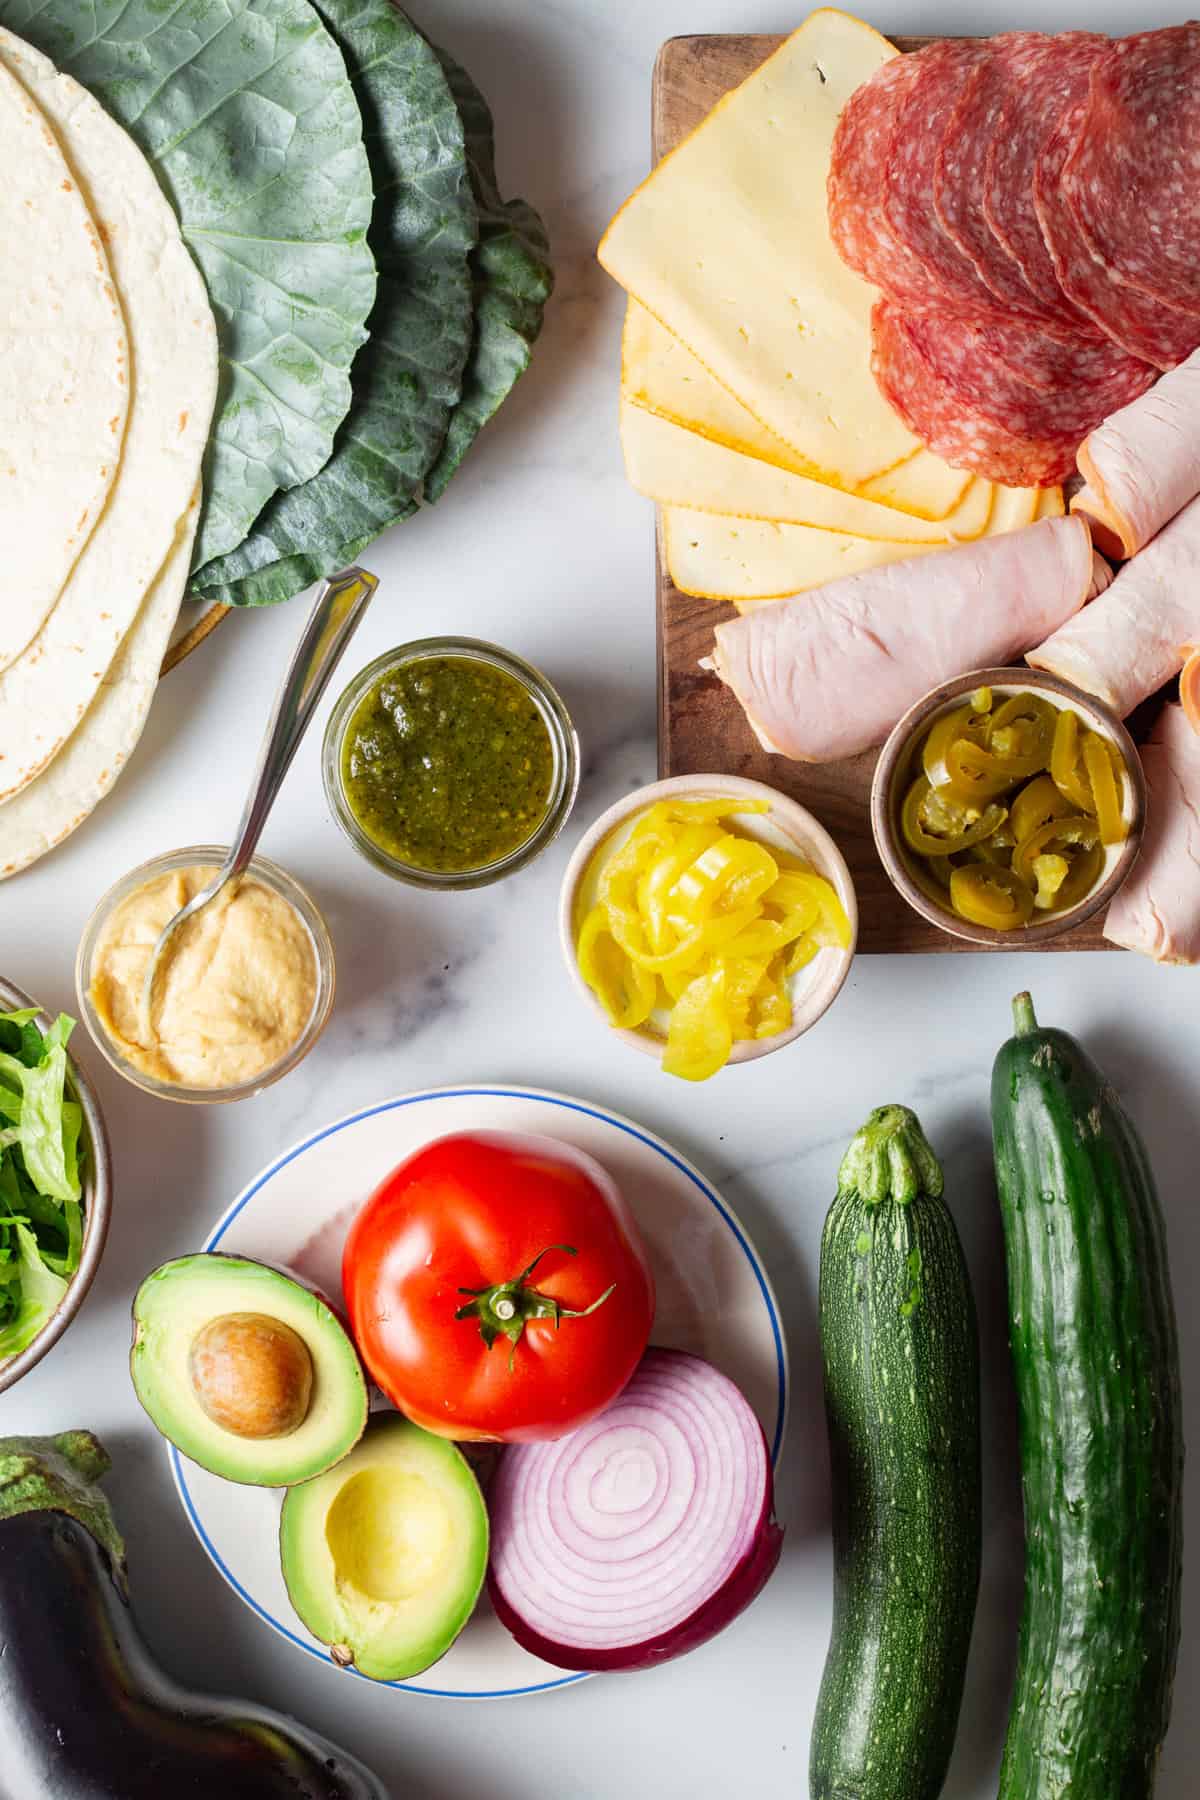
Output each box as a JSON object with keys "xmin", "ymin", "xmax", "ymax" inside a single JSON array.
[{"xmin": 0, "ymin": 1010, "xmax": 84, "ymax": 1358}]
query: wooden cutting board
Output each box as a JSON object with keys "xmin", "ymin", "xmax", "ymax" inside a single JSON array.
[{"xmin": 654, "ymin": 33, "xmax": 1115, "ymax": 954}]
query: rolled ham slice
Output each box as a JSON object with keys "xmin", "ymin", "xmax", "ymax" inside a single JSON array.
[
  {"xmin": 1029, "ymin": 491, "xmax": 1200, "ymax": 715},
  {"xmin": 707, "ymin": 515, "xmax": 1094, "ymax": 763},
  {"xmin": 1073, "ymin": 349, "xmax": 1200, "ymax": 558},
  {"xmin": 1181, "ymin": 646, "xmax": 1200, "ymax": 735},
  {"xmin": 1105, "ymin": 704, "xmax": 1200, "ymax": 962}
]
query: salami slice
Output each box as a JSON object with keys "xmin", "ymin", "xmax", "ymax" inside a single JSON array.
[
  {"xmin": 828, "ymin": 55, "xmax": 929, "ymax": 300},
  {"xmin": 1064, "ymin": 28, "xmax": 1200, "ymax": 316},
  {"xmin": 896, "ymin": 309, "xmax": 1155, "ymax": 441},
  {"xmin": 934, "ymin": 35, "xmax": 1052, "ymax": 319},
  {"xmin": 983, "ymin": 32, "xmax": 1107, "ymax": 325},
  {"xmin": 1036, "ymin": 101, "xmax": 1200, "ymax": 370},
  {"xmin": 884, "ymin": 39, "xmax": 1002, "ymax": 316},
  {"xmin": 871, "ymin": 300, "xmax": 1081, "ymax": 487}
]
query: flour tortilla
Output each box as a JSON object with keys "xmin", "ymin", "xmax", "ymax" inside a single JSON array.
[
  {"xmin": 0, "ymin": 55, "xmax": 128, "ymax": 672},
  {"xmin": 0, "ymin": 490, "xmax": 199, "ymax": 878},
  {"xmin": 0, "ymin": 30, "xmax": 216, "ymax": 801}
]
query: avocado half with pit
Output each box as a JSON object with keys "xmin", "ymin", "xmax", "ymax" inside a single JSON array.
[
  {"xmin": 131, "ymin": 1254, "xmax": 367, "ymax": 1487},
  {"xmin": 280, "ymin": 1413, "xmax": 488, "ymax": 1681}
]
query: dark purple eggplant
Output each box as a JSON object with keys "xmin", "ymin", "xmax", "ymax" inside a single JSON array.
[{"xmin": 0, "ymin": 1432, "xmax": 388, "ymax": 1800}]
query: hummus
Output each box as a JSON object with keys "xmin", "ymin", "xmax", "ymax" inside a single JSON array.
[{"xmin": 89, "ymin": 865, "xmax": 318, "ymax": 1089}]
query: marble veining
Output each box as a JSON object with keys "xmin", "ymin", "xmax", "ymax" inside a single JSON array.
[{"xmin": 1, "ymin": 2, "xmax": 1195, "ymax": 1795}]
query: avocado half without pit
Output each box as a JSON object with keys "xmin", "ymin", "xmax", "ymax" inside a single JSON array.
[
  {"xmin": 131, "ymin": 1255, "xmax": 368, "ymax": 1486},
  {"xmin": 281, "ymin": 1414, "xmax": 489, "ymax": 1681}
]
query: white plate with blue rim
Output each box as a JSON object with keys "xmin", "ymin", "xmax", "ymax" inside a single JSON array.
[{"xmin": 170, "ymin": 1086, "xmax": 788, "ymax": 1700}]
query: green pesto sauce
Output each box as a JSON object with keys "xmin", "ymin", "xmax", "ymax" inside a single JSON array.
[{"xmin": 340, "ymin": 655, "xmax": 555, "ymax": 873}]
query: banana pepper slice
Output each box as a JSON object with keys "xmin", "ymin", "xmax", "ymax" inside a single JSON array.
[{"xmin": 576, "ymin": 799, "xmax": 850, "ymax": 1081}]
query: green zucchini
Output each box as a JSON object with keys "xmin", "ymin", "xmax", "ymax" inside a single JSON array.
[
  {"xmin": 810, "ymin": 1106, "xmax": 981, "ymax": 1800},
  {"xmin": 992, "ymin": 993, "xmax": 1183, "ymax": 1798}
]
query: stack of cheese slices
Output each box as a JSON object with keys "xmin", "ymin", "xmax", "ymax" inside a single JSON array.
[{"xmin": 598, "ymin": 9, "xmax": 1057, "ymax": 610}]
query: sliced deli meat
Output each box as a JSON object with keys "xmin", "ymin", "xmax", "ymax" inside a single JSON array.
[
  {"xmin": 707, "ymin": 516, "xmax": 1095, "ymax": 763},
  {"xmin": 1036, "ymin": 72, "xmax": 1200, "ymax": 369},
  {"xmin": 1071, "ymin": 348, "xmax": 1200, "ymax": 560},
  {"xmin": 1104, "ymin": 704, "xmax": 1200, "ymax": 962},
  {"xmin": 884, "ymin": 39, "xmax": 1000, "ymax": 318},
  {"xmin": 1063, "ymin": 30, "xmax": 1200, "ymax": 323},
  {"xmin": 827, "ymin": 53, "xmax": 928, "ymax": 305},
  {"xmin": 985, "ymin": 32, "xmax": 1106, "ymax": 327},
  {"xmin": 1029, "ymin": 492, "xmax": 1200, "ymax": 715},
  {"xmin": 888, "ymin": 308, "xmax": 1154, "ymax": 431},
  {"xmin": 934, "ymin": 37, "xmax": 1043, "ymax": 317},
  {"xmin": 871, "ymin": 301, "xmax": 1079, "ymax": 487}
]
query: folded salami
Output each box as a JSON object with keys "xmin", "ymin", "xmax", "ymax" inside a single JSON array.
[
  {"xmin": 831, "ymin": 27, "xmax": 1200, "ymax": 484},
  {"xmin": 884, "ymin": 39, "xmax": 1001, "ymax": 319},
  {"xmin": 1072, "ymin": 347, "xmax": 1200, "ymax": 557},
  {"xmin": 985, "ymin": 31, "xmax": 1106, "ymax": 329},
  {"xmin": 871, "ymin": 301, "xmax": 1079, "ymax": 486},
  {"xmin": 1064, "ymin": 29, "xmax": 1200, "ymax": 321},
  {"xmin": 1036, "ymin": 91, "xmax": 1200, "ymax": 371}
]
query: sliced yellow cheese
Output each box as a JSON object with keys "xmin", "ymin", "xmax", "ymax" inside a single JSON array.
[
  {"xmin": 621, "ymin": 301, "xmax": 972, "ymax": 522},
  {"xmin": 600, "ymin": 12, "xmax": 930, "ymax": 496},
  {"xmin": 666, "ymin": 484, "xmax": 1043, "ymax": 606},
  {"xmin": 622, "ymin": 401, "xmax": 996, "ymax": 542},
  {"xmin": 1036, "ymin": 486, "xmax": 1065, "ymax": 518}
]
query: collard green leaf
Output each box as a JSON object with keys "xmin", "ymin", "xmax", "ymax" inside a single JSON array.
[
  {"xmin": 0, "ymin": 0, "xmax": 378, "ymax": 566},
  {"xmin": 189, "ymin": 0, "xmax": 477, "ymax": 607},
  {"xmin": 423, "ymin": 44, "xmax": 554, "ymax": 503}
]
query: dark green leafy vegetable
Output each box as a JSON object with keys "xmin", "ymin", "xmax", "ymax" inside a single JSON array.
[
  {"xmin": 192, "ymin": 11, "xmax": 554, "ymax": 605},
  {"xmin": 0, "ymin": 0, "xmax": 378, "ymax": 567},
  {"xmin": 0, "ymin": 1009, "xmax": 84, "ymax": 1357},
  {"xmin": 423, "ymin": 43, "xmax": 554, "ymax": 502},
  {"xmin": 190, "ymin": 0, "xmax": 477, "ymax": 606}
]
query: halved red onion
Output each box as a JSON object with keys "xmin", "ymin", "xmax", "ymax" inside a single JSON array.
[{"xmin": 487, "ymin": 1347, "xmax": 783, "ymax": 1671}]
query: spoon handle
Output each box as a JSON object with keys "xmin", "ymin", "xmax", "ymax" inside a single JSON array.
[{"xmin": 227, "ymin": 566, "xmax": 378, "ymax": 879}]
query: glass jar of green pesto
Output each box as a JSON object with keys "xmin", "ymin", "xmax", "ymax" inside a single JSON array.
[{"xmin": 322, "ymin": 638, "xmax": 579, "ymax": 888}]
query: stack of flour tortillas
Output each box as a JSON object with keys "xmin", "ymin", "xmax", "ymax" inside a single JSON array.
[{"xmin": 0, "ymin": 29, "xmax": 217, "ymax": 878}]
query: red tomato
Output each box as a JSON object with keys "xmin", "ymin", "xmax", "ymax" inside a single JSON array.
[{"xmin": 342, "ymin": 1131, "xmax": 656, "ymax": 1442}]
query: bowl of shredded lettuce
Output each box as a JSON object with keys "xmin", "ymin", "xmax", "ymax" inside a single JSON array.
[{"xmin": 0, "ymin": 979, "xmax": 111, "ymax": 1392}]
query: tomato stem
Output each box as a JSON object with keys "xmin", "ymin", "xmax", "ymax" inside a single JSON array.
[{"xmin": 455, "ymin": 1244, "xmax": 617, "ymax": 1370}]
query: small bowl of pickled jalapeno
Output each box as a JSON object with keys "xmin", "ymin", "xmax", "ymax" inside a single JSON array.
[{"xmin": 870, "ymin": 669, "xmax": 1146, "ymax": 947}]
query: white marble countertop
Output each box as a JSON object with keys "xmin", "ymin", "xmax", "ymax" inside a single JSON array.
[{"xmin": 3, "ymin": 2, "xmax": 1196, "ymax": 1794}]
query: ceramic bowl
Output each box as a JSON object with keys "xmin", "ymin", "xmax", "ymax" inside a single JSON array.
[
  {"xmin": 870, "ymin": 668, "xmax": 1146, "ymax": 949},
  {"xmin": 559, "ymin": 774, "xmax": 857, "ymax": 1067},
  {"xmin": 0, "ymin": 977, "xmax": 112, "ymax": 1393}
]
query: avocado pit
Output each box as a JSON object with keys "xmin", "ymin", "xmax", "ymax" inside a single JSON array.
[{"xmin": 188, "ymin": 1312, "xmax": 314, "ymax": 1439}]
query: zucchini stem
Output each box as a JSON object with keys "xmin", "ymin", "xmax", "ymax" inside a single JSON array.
[{"xmin": 1012, "ymin": 991, "xmax": 1039, "ymax": 1037}]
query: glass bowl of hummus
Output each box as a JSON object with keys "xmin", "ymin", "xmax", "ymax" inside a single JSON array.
[{"xmin": 76, "ymin": 846, "xmax": 335, "ymax": 1104}]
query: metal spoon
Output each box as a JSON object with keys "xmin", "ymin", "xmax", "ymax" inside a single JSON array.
[{"xmin": 139, "ymin": 564, "xmax": 379, "ymax": 1040}]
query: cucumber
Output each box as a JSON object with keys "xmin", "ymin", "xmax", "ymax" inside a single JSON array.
[
  {"xmin": 810, "ymin": 1106, "xmax": 981, "ymax": 1800},
  {"xmin": 992, "ymin": 993, "xmax": 1183, "ymax": 1798}
]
